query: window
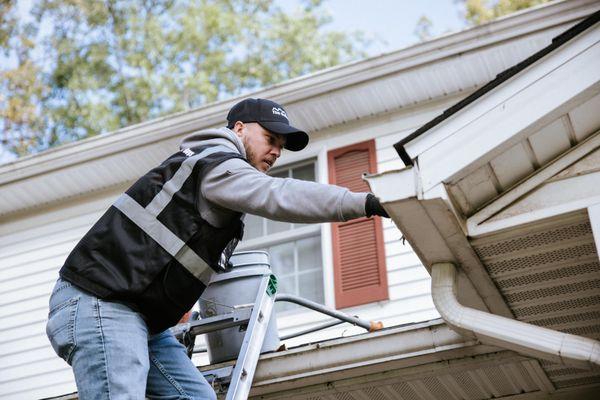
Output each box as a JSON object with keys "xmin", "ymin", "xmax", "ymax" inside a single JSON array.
[{"xmin": 237, "ymin": 161, "xmax": 324, "ymax": 313}]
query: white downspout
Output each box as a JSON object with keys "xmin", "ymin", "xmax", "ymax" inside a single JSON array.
[{"xmin": 431, "ymin": 262, "xmax": 600, "ymax": 369}]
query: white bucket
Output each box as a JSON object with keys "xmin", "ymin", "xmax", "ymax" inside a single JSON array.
[{"xmin": 199, "ymin": 251, "xmax": 280, "ymax": 364}]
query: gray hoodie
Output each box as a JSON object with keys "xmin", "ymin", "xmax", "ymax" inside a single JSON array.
[{"xmin": 180, "ymin": 127, "xmax": 368, "ymax": 228}]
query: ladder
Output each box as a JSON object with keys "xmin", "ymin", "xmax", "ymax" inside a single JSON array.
[{"xmin": 172, "ymin": 274, "xmax": 277, "ymax": 400}]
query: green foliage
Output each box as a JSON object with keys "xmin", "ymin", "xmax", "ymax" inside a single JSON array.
[
  {"xmin": 414, "ymin": 15, "xmax": 433, "ymax": 42},
  {"xmin": 464, "ymin": 0, "xmax": 550, "ymax": 25},
  {"xmin": 413, "ymin": 0, "xmax": 550, "ymax": 44},
  {"xmin": 1, "ymin": 0, "xmax": 368, "ymax": 157}
]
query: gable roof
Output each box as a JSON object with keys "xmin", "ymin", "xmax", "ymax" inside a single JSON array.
[{"xmin": 394, "ymin": 9, "xmax": 600, "ymax": 166}]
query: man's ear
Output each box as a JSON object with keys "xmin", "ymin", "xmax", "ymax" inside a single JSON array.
[{"xmin": 232, "ymin": 121, "xmax": 245, "ymax": 138}]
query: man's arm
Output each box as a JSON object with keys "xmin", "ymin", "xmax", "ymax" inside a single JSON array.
[{"xmin": 202, "ymin": 158, "xmax": 368, "ymax": 223}]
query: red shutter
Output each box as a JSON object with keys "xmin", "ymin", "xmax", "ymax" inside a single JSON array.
[{"xmin": 328, "ymin": 140, "xmax": 388, "ymax": 309}]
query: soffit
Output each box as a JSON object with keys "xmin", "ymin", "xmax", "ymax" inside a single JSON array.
[
  {"xmin": 460, "ymin": 141, "xmax": 600, "ymax": 389},
  {"xmin": 470, "ymin": 211, "xmax": 600, "ymax": 391},
  {"xmin": 447, "ymin": 93, "xmax": 600, "ymax": 219},
  {"xmin": 251, "ymin": 353, "xmax": 558, "ymax": 400}
]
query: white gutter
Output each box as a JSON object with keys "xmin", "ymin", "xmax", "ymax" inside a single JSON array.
[{"xmin": 431, "ymin": 262, "xmax": 600, "ymax": 369}]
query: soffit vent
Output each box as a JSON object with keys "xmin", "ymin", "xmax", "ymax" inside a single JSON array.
[
  {"xmin": 553, "ymin": 376, "xmax": 600, "ymax": 389},
  {"xmin": 471, "ymin": 214, "xmax": 600, "ymax": 389},
  {"xmin": 474, "ymin": 222, "xmax": 593, "ymax": 259},
  {"xmin": 512, "ymin": 295, "xmax": 600, "ymax": 318},
  {"xmin": 484, "ymin": 243, "xmax": 597, "ymax": 276},
  {"xmin": 527, "ymin": 310, "xmax": 600, "ymax": 327},
  {"xmin": 503, "ymin": 280, "xmax": 600, "ymax": 303},
  {"xmin": 538, "ymin": 359, "xmax": 600, "ymax": 390},
  {"xmin": 496, "ymin": 262, "xmax": 600, "ymax": 288}
]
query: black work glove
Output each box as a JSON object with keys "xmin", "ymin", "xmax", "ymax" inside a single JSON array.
[{"xmin": 365, "ymin": 193, "xmax": 389, "ymax": 218}]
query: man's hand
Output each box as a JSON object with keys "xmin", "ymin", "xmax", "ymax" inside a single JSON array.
[{"xmin": 365, "ymin": 194, "xmax": 389, "ymax": 218}]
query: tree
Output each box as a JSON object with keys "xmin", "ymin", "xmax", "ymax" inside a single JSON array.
[
  {"xmin": 463, "ymin": 0, "xmax": 550, "ymax": 25},
  {"xmin": 413, "ymin": 1, "xmax": 550, "ymax": 43},
  {"xmin": 1, "ymin": 0, "xmax": 368, "ymax": 158},
  {"xmin": 414, "ymin": 15, "xmax": 433, "ymax": 42},
  {"xmin": 1, "ymin": 1, "xmax": 49, "ymax": 156}
]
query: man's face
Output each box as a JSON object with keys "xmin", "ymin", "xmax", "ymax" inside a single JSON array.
[{"xmin": 233, "ymin": 122, "xmax": 285, "ymax": 172}]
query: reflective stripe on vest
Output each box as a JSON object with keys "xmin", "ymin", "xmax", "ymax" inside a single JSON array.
[{"xmin": 113, "ymin": 145, "xmax": 234, "ymax": 285}]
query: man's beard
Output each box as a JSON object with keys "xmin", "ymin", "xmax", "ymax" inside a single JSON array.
[{"xmin": 242, "ymin": 135, "xmax": 261, "ymax": 171}]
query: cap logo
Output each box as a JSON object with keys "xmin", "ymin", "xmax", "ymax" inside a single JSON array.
[{"xmin": 272, "ymin": 107, "xmax": 288, "ymax": 120}]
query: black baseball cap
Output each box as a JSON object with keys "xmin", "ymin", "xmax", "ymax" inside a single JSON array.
[{"xmin": 226, "ymin": 98, "xmax": 309, "ymax": 151}]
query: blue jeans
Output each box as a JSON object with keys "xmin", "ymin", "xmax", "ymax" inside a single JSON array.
[{"xmin": 46, "ymin": 278, "xmax": 216, "ymax": 400}]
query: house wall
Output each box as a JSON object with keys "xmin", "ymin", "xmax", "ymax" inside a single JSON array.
[{"xmin": 0, "ymin": 189, "xmax": 122, "ymax": 399}]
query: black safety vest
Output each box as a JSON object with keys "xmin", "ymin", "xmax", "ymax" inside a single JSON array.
[{"xmin": 60, "ymin": 144, "xmax": 247, "ymax": 333}]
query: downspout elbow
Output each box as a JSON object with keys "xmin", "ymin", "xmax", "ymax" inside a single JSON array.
[{"xmin": 431, "ymin": 262, "xmax": 600, "ymax": 369}]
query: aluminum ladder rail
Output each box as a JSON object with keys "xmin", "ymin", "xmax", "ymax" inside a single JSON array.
[{"xmin": 225, "ymin": 274, "xmax": 276, "ymax": 400}]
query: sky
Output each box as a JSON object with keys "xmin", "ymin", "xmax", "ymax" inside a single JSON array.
[
  {"xmin": 0, "ymin": 0, "xmax": 468, "ymax": 164},
  {"xmin": 281, "ymin": 0, "xmax": 468, "ymax": 55}
]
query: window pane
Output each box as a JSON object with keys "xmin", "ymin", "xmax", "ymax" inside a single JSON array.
[
  {"xmin": 266, "ymin": 219, "xmax": 291, "ymax": 235},
  {"xmin": 274, "ymin": 271, "xmax": 298, "ymax": 313},
  {"xmin": 243, "ymin": 213, "xmax": 263, "ymax": 240},
  {"xmin": 275, "ymin": 297, "xmax": 296, "ymax": 313},
  {"xmin": 293, "ymin": 164, "xmax": 315, "ymax": 181},
  {"xmin": 270, "ymin": 241, "xmax": 297, "ymax": 314},
  {"xmin": 276, "ymin": 273, "xmax": 296, "ymax": 294},
  {"xmin": 269, "ymin": 242, "xmax": 294, "ymax": 277},
  {"xmin": 297, "ymin": 236, "xmax": 321, "ymax": 272},
  {"xmin": 271, "ymin": 169, "xmax": 288, "ymax": 179},
  {"xmin": 298, "ymin": 271, "xmax": 325, "ymax": 305}
]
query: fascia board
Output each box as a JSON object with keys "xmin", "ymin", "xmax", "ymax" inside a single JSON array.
[
  {"xmin": 363, "ymin": 167, "xmax": 419, "ymax": 204},
  {"xmin": 246, "ymin": 320, "xmax": 487, "ymax": 393},
  {"xmin": 0, "ymin": 0, "xmax": 596, "ymax": 186},
  {"xmin": 468, "ymin": 131, "xmax": 600, "ymax": 236},
  {"xmin": 406, "ymin": 24, "xmax": 600, "ymax": 192}
]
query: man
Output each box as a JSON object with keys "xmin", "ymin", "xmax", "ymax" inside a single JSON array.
[{"xmin": 46, "ymin": 98, "xmax": 389, "ymax": 399}]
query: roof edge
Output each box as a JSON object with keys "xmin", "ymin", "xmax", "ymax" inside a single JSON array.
[{"xmin": 394, "ymin": 9, "xmax": 600, "ymax": 166}]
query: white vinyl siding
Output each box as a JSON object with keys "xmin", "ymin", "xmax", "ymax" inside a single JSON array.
[
  {"xmin": 0, "ymin": 193, "xmax": 118, "ymax": 399},
  {"xmin": 377, "ymin": 129, "xmax": 440, "ymax": 322}
]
